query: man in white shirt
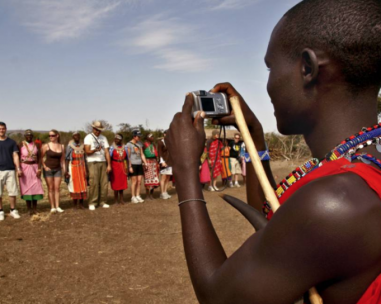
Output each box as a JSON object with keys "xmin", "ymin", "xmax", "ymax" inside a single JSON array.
[{"xmin": 84, "ymin": 121, "xmax": 112, "ymax": 210}]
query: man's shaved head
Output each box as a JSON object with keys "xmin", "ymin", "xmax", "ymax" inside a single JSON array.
[{"xmin": 280, "ymin": 0, "xmax": 381, "ymax": 91}]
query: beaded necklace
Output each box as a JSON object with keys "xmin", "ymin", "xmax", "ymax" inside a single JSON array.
[
  {"xmin": 112, "ymin": 143, "xmax": 125, "ymax": 158},
  {"xmin": 263, "ymin": 123, "xmax": 381, "ymax": 216}
]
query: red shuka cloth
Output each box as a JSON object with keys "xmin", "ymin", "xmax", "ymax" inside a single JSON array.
[
  {"xmin": 110, "ymin": 149, "xmax": 128, "ymax": 191},
  {"xmin": 268, "ymin": 158, "xmax": 381, "ymax": 303},
  {"xmin": 209, "ymin": 139, "xmax": 222, "ymax": 179}
]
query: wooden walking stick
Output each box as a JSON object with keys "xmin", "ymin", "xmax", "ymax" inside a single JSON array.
[{"xmin": 229, "ymin": 96, "xmax": 323, "ymax": 304}]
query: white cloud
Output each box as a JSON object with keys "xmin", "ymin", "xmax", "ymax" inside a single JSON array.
[
  {"xmin": 14, "ymin": 0, "xmax": 121, "ymax": 42},
  {"xmin": 154, "ymin": 48, "xmax": 212, "ymax": 72},
  {"xmin": 121, "ymin": 15, "xmax": 213, "ymax": 73},
  {"xmin": 208, "ymin": 0, "xmax": 261, "ymax": 10}
]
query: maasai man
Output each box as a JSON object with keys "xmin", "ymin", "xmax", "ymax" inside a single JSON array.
[
  {"xmin": 65, "ymin": 132, "xmax": 88, "ymax": 209},
  {"xmin": 166, "ymin": 0, "xmax": 381, "ymax": 303},
  {"xmin": 109, "ymin": 133, "xmax": 129, "ymax": 205},
  {"xmin": 220, "ymin": 139, "xmax": 232, "ymax": 184},
  {"xmin": 19, "ymin": 129, "xmax": 44, "ymax": 215},
  {"xmin": 206, "ymin": 130, "xmax": 222, "ymax": 191},
  {"xmin": 143, "ymin": 133, "xmax": 160, "ymax": 200}
]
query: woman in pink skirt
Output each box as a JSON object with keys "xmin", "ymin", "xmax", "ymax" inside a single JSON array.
[
  {"xmin": 18, "ymin": 130, "xmax": 44, "ymax": 215},
  {"xmin": 199, "ymin": 145, "xmax": 211, "ymax": 185}
]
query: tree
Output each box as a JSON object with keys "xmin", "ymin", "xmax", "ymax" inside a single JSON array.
[{"xmin": 204, "ymin": 119, "xmax": 219, "ymax": 129}]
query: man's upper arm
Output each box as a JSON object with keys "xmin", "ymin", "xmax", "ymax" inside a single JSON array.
[{"xmin": 204, "ymin": 173, "xmax": 381, "ymax": 303}]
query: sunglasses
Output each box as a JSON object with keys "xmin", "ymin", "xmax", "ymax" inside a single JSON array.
[{"xmin": 49, "ymin": 135, "xmax": 57, "ymax": 137}]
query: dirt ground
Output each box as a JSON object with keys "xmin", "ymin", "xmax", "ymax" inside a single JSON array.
[{"xmin": 0, "ymin": 161, "xmax": 296, "ymax": 304}]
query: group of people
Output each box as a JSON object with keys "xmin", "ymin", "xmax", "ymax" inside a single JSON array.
[
  {"xmin": 0, "ymin": 119, "xmax": 247, "ymax": 220},
  {"xmin": 200, "ymin": 130, "xmax": 247, "ymax": 191},
  {"xmin": 0, "ymin": 121, "xmax": 176, "ymax": 218}
]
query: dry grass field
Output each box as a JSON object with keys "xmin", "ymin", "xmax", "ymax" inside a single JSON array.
[{"xmin": 0, "ymin": 161, "xmax": 296, "ymax": 304}]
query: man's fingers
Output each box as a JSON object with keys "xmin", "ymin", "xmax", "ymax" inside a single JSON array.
[
  {"xmin": 212, "ymin": 115, "xmax": 237, "ymax": 126},
  {"xmin": 182, "ymin": 93, "xmax": 194, "ymax": 116},
  {"xmin": 194, "ymin": 111, "xmax": 206, "ymax": 133},
  {"xmin": 210, "ymin": 82, "xmax": 238, "ymax": 97}
]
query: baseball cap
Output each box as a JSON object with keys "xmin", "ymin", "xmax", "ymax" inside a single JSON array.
[{"xmin": 132, "ymin": 130, "xmax": 142, "ymax": 137}]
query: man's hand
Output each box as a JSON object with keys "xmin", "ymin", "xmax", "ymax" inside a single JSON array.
[
  {"xmin": 36, "ymin": 170, "xmax": 42, "ymax": 179},
  {"xmin": 107, "ymin": 165, "xmax": 112, "ymax": 174},
  {"xmin": 17, "ymin": 170, "xmax": 22, "ymax": 177},
  {"xmin": 166, "ymin": 94, "xmax": 205, "ymax": 172},
  {"xmin": 210, "ymin": 82, "xmax": 266, "ymax": 149}
]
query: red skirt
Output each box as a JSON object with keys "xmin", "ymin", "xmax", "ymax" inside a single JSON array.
[{"xmin": 110, "ymin": 161, "xmax": 128, "ymax": 191}]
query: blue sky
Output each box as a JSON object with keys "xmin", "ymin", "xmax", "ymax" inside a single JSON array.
[{"xmin": 0, "ymin": 0, "xmax": 300, "ymax": 132}]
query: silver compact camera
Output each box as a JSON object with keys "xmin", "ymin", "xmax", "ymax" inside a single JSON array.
[{"xmin": 191, "ymin": 90, "xmax": 230, "ymax": 118}]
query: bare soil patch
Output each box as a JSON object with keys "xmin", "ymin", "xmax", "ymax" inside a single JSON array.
[{"xmin": 0, "ymin": 161, "xmax": 296, "ymax": 304}]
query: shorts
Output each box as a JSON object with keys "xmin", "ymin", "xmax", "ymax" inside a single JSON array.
[
  {"xmin": 160, "ymin": 166, "xmax": 173, "ymax": 175},
  {"xmin": 130, "ymin": 164, "xmax": 144, "ymax": 176},
  {"xmin": 0, "ymin": 170, "xmax": 19, "ymax": 197},
  {"xmin": 229, "ymin": 158, "xmax": 242, "ymax": 175},
  {"xmin": 43, "ymin": 169, "xmax": 62, "ymax": 178}
]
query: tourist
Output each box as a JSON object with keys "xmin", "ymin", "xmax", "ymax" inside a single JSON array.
[
  {"xmin": 65, "ymin": 132, "xmax": 88, "ymax": 209},
  {"xmin": 158, "ymin": 131, "xmax": 172, "ymax": 199},
  {"xmin": 0, "ymin": 122, "xmax": 21, "ymax": 220},
  {"xmin": 240, "ymin": 141, "xmax": 247, "ymax": 185},
  {"xmin": 84, "ymin": 121, "xmax": 112, "ymax": 211},
  {"xmin": 109, "ymin": 133, "xmax": 128, "ymax": 205},
  {"xmin": 228, "ymin": 133, "xmax": 243, "ymax": 187},
  {"xmin": 207, "ymin": 130, "xmax": 222, "ymax": 191},
  {"xmin": 19, "ymin": 129, "xmax": 44, "ymax": 215},
  {"xmin": 41, "ymin": 129, "xmax": 65, "ymax": 213},
  {"xmin": 143, "ymin": 134, "xmax": 160, "ymax": 200},
  {"xmin": 126, "ymin": 130, "xmax": 147, "ymax": 203}
]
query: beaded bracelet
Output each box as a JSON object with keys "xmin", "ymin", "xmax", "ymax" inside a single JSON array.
[
  {"xmin": 245, "ymin": 150, "xmax": 270, "ymax": 162},
  {"xmin": 178, "ymin": 199, "xmax": 207, "ymax": 206}
]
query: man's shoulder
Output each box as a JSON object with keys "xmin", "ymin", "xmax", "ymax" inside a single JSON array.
[
  {"xmin": 282, "ymin": 172, "xmax": 381, "ymax": 232},
  {"xmin": 84, "ymin": 134, "xmax": 92, "ymax": 141},
  {"xmin": 0, "ymin": 137, "xmax": 16, "ymax": 145}
]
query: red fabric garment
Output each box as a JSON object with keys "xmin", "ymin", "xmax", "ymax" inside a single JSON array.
[
  {"xmin": 208, "ymin": 139, "xmax": 222, "ymax": 179},
  {"xmin": 267, "ymin": 158, "xmax": 381, "ymax": 303},
  {"xmin": 110, "ymin": 149, "xmax": 128, "ymax": 191}
]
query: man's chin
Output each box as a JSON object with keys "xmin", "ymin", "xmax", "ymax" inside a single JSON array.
[{"xmin": 276, "ymin": 122, "xmax": 301, "ymax": 136}]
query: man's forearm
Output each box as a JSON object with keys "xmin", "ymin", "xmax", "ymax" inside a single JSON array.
[
  {"xmin": 176, "ymin": 168, "xmax": 227, "ymax": 302},
  {"xmin": 105, "ymin": 150, "xmax": 111, "ymax": 166},
  {"xmin": 13, "ymin": 154, "xmax": 20, "ymax": 171}
]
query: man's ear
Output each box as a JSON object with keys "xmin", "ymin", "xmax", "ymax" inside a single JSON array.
[{"xmin": 301, "ymin": 48, "xmax": 318, "ymax": 86}]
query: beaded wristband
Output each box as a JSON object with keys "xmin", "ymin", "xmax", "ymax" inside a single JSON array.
[
  {"xmin": 178, "ymin": 199, "xmax": 207, "ymax": 207},
  {"xmin": 245, "ymin": 150, "xmax": 270, "ymax": 162}
]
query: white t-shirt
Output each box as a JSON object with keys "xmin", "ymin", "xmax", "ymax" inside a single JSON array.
[{"xmin": 84, "ymin": 133, "xmax": 110, "ymax": 162}]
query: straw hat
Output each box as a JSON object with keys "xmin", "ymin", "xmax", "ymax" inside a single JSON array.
[{"xmin": 91, "ymin": 121, "xmax": 105, "ymax": 131}]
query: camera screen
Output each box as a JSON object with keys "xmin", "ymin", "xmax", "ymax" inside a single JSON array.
[{"xmin": 201, "ymin": 98, "xmax": 215, "ymax": 112}]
